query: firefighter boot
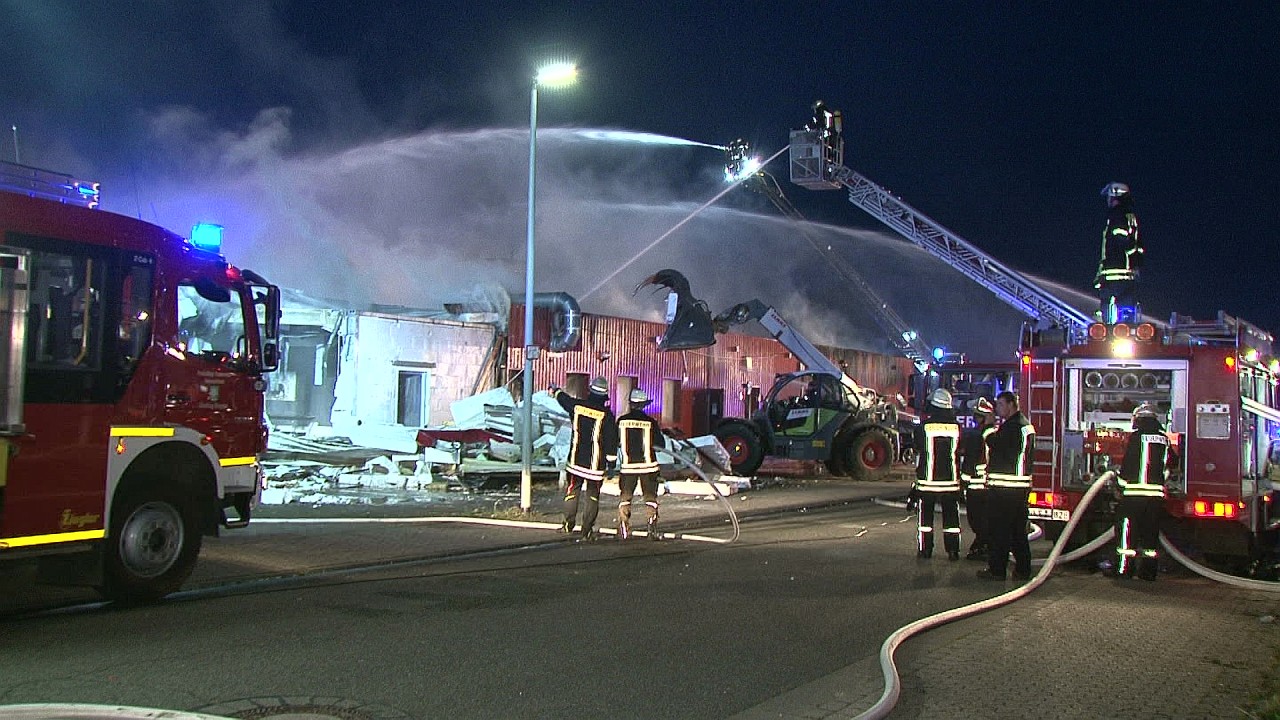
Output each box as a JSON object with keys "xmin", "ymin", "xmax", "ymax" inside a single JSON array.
[
  {"xmin": 647, "ymin": 517, "xmax": 662, "ymax": 541},
  {"xmin": 618, "ymin": 504, "xmax": 632, "ymax": 540},
  {"xmin": 559, "ymin": 518, "xmax": 575, "ymax": 534},
  {"xmin": 1137, "ymin": 554, "xmax": 1158, "ymax": 582},
  {"xmin": 579, "ymin": 525, "xmax": 597, "ymax": 542}
]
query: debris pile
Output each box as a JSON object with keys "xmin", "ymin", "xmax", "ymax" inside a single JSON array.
[{"xmin": 262, "ymin": 387, "xmax": 744, "ymax": 505}]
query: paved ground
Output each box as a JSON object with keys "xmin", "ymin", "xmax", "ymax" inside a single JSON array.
[
  {"xmin": 7, "ymin": 464, "xmax": 1279, "ymax": 719},
  {"xmin": 249, "ymin": 466, "xmax": 1280, "ymax": 719}
]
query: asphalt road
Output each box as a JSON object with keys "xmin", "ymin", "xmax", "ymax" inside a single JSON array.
[
  {"xmin": 3, "ymin": 497, "xmax": 1279, "ymax": 719},
  {"xmin": 0, "ymin": 501, "xmax": 993, "ymax": 719}
]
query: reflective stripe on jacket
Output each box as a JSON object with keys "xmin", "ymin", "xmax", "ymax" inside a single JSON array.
[
  {"xmin": 555, "ymin": 390, "xmax": 618, "ymax": 480},
  {"xmin": 959, "ymin": 424, "xmax": 995, "ymax": 490},
  {"xmin": 986, "ymin": 412, "xmax": 1035, "ymax": 488},
  {"xmin": 915, "ymin": 415, "xmax": 961, "ymax": 493},
  {"xmin": 618, "ymin": 410, "xmax": 662, "ymax": 475},
  {"xmin": 1119, "ymin": 430, "xmax": 1168, "ymax": 498}
]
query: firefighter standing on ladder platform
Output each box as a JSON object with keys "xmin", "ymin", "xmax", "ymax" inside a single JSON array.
[
  {"xmin": 1113, "ymin": 402, "xmax": 1170, "ymax": 581},
  {"xmin": 551, "ymin": 377, "xmax": 619, "ymax": 541},
  {"xmin": 979, "ymin": 391, "xmax": 1036, "ymax": 581},
  {"xmin": 616, "ymin": 388, "xmax": 665, "ymax": 541},
  {"xmin": 1094, "ymin": 182, "xmax": 1142, "ymax": 323},
  {"xmin": 914, "ymin": 388, "xmax": 963, "ymax": 560}
]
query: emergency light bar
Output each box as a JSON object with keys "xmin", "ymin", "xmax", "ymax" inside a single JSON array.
[
  {"xmin": 0, "ymin": 160, "xmax": 100, "ymax": 208},
  {"xmin": 190, "ymin": 223, "xmax": 224, "ymax": 252},
  {"xmin": 1087, "ymin": 322, "xmax": 1159, "ymax": 343}
]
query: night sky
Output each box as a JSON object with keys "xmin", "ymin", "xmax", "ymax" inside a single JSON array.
[{"xmin": 3, "ymin": 3, "xmax": 1277, "ymax": 361}]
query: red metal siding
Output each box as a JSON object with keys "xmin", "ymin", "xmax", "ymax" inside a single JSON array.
[{"xmin": 510, "ymin": 305, "xmax": 912, "ymax": 435}]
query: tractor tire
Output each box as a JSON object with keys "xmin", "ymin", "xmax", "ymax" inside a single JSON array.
[
  {"xmin": 843, "ymin": 428, "xmax": 894, "ymax": 482},
  {"xmin": 714, "ymin": 421, "xmax": 764, "ymax": 476},
  {"xmin": 100, "ymin": 477, "xmax": 202, "ymax": 603},
  {"xmin": 827, "ymin": 430, "xmax": 852, "ymax": 476},
  {"xmin": 824, "ymin": 455, "xmax": 846, "ymax": 477}
]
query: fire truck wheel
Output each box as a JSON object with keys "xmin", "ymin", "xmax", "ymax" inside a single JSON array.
[
  {"xmin": 714, "ymin": 422, "xmax": 763, "ymax": 476},
  {"xmin": 843, "ymin": 428, "xmax": 893, "ymax": 482},
  {"xmin": 101, "ymin": 480, "xmax": 203, "ymax": 603}
]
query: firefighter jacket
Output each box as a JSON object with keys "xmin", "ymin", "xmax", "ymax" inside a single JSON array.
[
  {"xmin": 914, "ymin": 409, "xmax": 961, "ymax": 493},
  {"xmin": 959, "ymin": 423, "xmax": 996, "ymax": 489},
  {"xmin": 1119, "ymin": 416, "xmax": 1169, "ymax": 499},
  {"xmin": 1095, "ymin": 200, "xmax": 1142, "ymax": 287},
  {"xmin": 986, "ymin": 411, "xmax": 1036, "ymax": 489},
  {"xmin": 554, "ymin": 390, "xmax": 619, "ymax": 481},
  {"xmin": 617, "ymin": 408, "xmax": 663, "ymax": 475}
]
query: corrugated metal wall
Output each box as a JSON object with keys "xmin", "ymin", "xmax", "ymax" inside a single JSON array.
[{"xmin": 509, "ymin": 305, "xmax": 913, "ymax": 430}]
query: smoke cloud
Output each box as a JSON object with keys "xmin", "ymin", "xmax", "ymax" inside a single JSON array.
[{"xmin": 102, "ymin": 108, "xmax": 1095, "ymax": 362}]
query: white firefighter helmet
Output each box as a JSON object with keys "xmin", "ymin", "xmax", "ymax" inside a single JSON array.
[
  {"xmin": 1132, "ymin": 402, "xmax": 1158, "ymax": 421},
  {"xmin": 929, "ymin": 388, "xmax": 953, "ymax": 409},
  {"xmin": 1101, "ymin": 182, "xmax": 1130, "ymax": 199},
  {"xmin": 589, "ymin": 376, "xmax": 609, "ymax": 395},
  {"xmin": 628, "ymin": 388, "xmax": 650, "ymax": 405},
  {"xmin": 972, "ymin": 397, "xmax": 995, "ymax": 416}
]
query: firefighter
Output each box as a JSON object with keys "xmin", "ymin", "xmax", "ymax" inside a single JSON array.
[
  {"xmin": 550, "ymin": 376, "xmax": 619, "ymax": 541},
  {"xmin": 959, "ymin": 397, "xmax": 997, "ymax": 561},
  {"xmin": 1094, "ymin": 182, "xmax": 1142, "ymax": 323},
  {"xmin": 617, "ymin": 388, "xmax": 665, "ymax": 540},
  {"xmin": 978, "ymin": 391, "xmax": 1036, "ymax": 581},
  {"xmin": 913, "ymin": 388, "xmax": 963, "ymax": 560},
  {"xmin": 1114, "ymin": 402, "xmax": 1169, "ymax": 581}
]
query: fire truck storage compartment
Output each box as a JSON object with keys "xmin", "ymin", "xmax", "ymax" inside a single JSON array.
[{"xmin": 1061, "ymin": 358, "xmax": 1189, "ymax": 491}]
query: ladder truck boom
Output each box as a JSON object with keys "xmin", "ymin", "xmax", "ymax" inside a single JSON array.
[
  {"xmin": 788, "ymin": 122, "xmax": 1094, "ymax": 342},
  {"xmin": 727, "ymin": 141, "xmax": 934, "ymax": 367}
]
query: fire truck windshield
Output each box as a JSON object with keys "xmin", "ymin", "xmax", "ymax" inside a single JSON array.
[{"xmin": 177, "ymin": 282, "xmax": 249, "ymax": 360}]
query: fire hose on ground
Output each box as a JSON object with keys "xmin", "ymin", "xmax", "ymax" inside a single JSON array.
[
  {"xmin": 856, "ymin": 471, "xmax": 1280, "ymax": 719},
  {"xmin": 853, "ymin": 471, "xmax": 1117, "ymax": 720}
]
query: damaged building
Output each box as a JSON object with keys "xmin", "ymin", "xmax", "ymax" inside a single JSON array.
[{"xmin": 265, "ymin": 290, "xmax": 913, "ymax": 455}]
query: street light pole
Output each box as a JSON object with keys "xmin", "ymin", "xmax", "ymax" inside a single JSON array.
[{"xmin": 521, "ymin": 62, "xmax": 577, "ymax": 513}]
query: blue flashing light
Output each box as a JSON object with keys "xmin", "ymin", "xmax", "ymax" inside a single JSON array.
[
  {"xmin": 932, "ymin": 346, "xmax": 946, "ymax": 360},
  {"xmin": 190, "ymin": 223, "xmax": 224, "ymax": 252}
]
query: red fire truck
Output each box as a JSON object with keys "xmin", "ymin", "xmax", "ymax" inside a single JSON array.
[
  {"xmin": 0, "ymin": 161, "xmax": 280, "ymax": 601},
  {"xmin": 1023, "ymin": 314, "xmax": 1280, "ymax": 567}
]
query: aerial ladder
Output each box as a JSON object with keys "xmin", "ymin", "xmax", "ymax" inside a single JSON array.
[
  {"xmin": 725, "ymin": 139, "xmax": 935, "ymax": 369},
  {"xmin": 788, "ymin": 104, "xmax": 1094, "ymax": 345}
]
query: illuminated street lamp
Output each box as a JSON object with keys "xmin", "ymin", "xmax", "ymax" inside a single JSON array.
[{"xmin": 521, "ymin": 60, "xmax": 578, "ymax": 512}]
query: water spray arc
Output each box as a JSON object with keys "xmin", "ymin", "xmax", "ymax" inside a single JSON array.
[
  {"xmin": 571, "ymin": 129, "xmax": 725, "ymax": 150},
  {"xmin": 581, "ymin": 144, "xmax": 789, "ymax": 301}
]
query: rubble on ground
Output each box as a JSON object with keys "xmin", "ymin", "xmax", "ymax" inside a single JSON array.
[{"xmin": 262, "ymin": 387, "xmax": 739, "ymax": 506}]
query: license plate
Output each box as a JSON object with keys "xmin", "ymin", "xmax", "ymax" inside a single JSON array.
[{"xmin": 1028, "ymin": 508, "xmax": 1070, "ymax": 522}]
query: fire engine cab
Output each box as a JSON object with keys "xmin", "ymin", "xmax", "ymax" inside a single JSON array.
[
  {"xmin": 1024, "ymin": 314, "xmax": 1280, "ymax": 565},
  {"xmin": 0, "ymin": 160, "xmax": 280, "ymax": 601}
]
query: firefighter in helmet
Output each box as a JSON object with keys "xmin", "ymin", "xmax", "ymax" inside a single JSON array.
[
  {"xmin": 1095, "ymin": 182, "xmax": 1142, "ymax": 323},
  {"xmin": 979, "ymin": 391, "xmax": 1036, "ymax": 581},
  {"xmin": 617, "ymin": 388, "xmax": 665, "ymax": 540},
  {"xmin": 1114, "ymin": 402, "xmax": 1169, "ymax": 580},
  {"xmin": 913, "ymin": 388, "xmax": 963, "ymax": 560},
  {"xmin": 959, "ymin": 397, "xmax": 997, "ymax": 560},
  {"xmin": 550, "ymin": 376, "xmax": 619, "ymax": 541}
]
